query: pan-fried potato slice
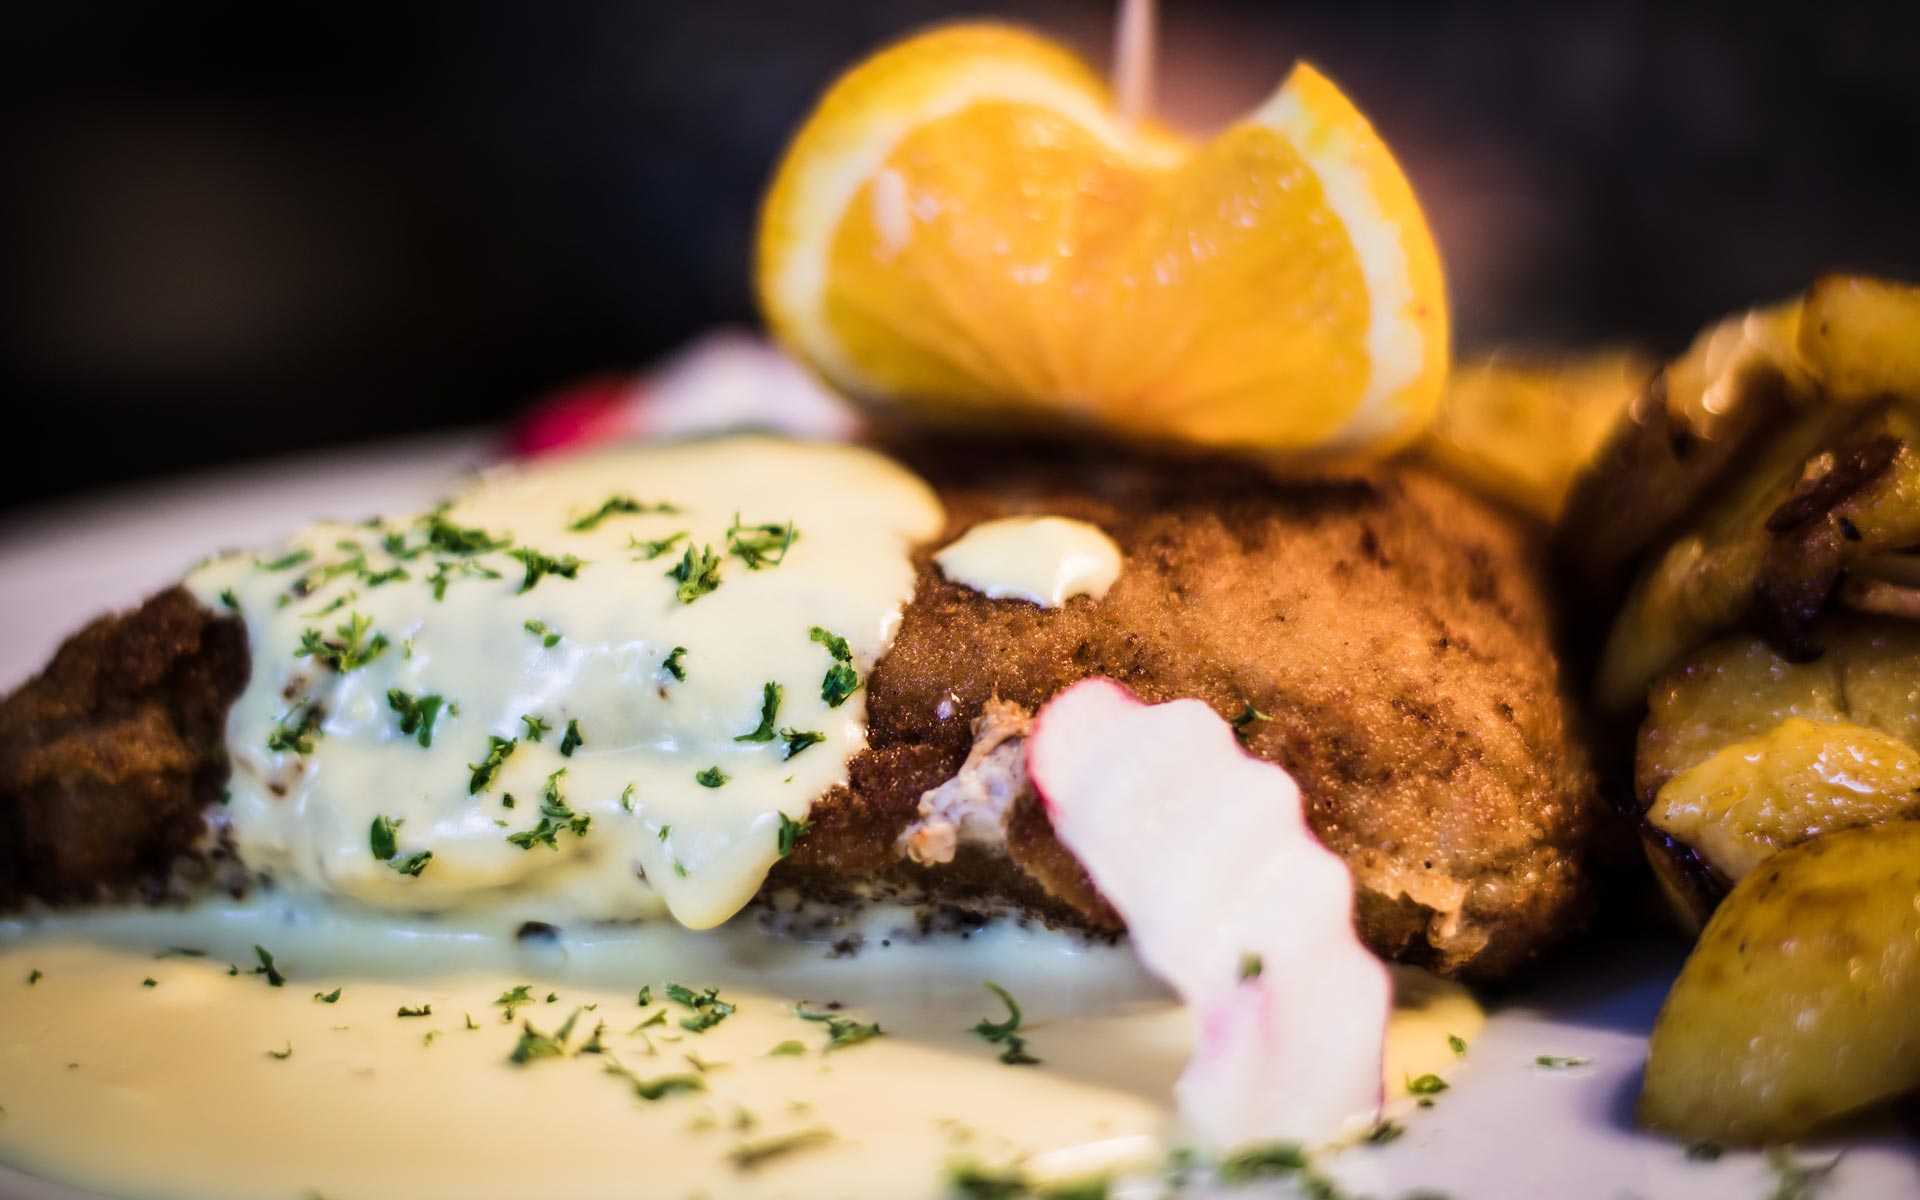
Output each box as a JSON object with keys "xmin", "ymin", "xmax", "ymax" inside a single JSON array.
[
  {"xmin": 1800, "ymin": 274, "xmax": 1920, "ymax": 404},
  {"xmin": 1663, "ymin": 298, "xmax": 1810, "ymax": 432},
  {"xmin": 1646, "ymin": 716, "xmax": 1920, "ymax": 882},
  {"xmin": 1593, "ymin": 401, "xmax": 1920, "ymax": 714},
  {"xmin": 1637, "ymin": 621, "xmax": 1920, "ymax": 808},
  {"xmin": 1640, "ymin": 821, "xmax": 1920, "ymax": 1144},
  {"xmin": 1419, "ymin": 351, "xmax": 1651, "ymax": 521}
]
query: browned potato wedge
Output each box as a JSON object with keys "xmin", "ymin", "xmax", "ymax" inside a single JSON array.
[
  {"xmin": 1419, "ymin": 351, "xmax": 1651, "ymax": 521},
  {"xmin": 1800, "ymin": 274, "xmax": 1920, "ymax": 404},
  {"xmin": 1632, "ymin": 618, "xmax": 1920, "ymax": 926},
  {"xmin": 1640, "ymin": 821, "xmax": 1920, "ymax": 1144},
  {"xmin": 1559, "ymin": 278, "xmax": 1920, "ymax": 716},
  {"xmin": 1555, "ymin": 308, "xmax": 1797, "ymax": 610},
  {"xmin": 1662, "ymin": 299, "xmax": 1810, "ymax": 432},
  {"xmin": 1646, "ymin": 716, "xmax": 1920, "ymax": 881},
  {"xmin": 1637, "ymin": 616, "xmax": 1920, "ymax": 807},
  {"xmin": 1593, "ymin": 401, "xmax": 1920, "ymax": 714}
]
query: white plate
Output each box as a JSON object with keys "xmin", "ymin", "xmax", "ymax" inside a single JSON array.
[{"xmin": 0, "ymin": 435, "xmax": 1912, "ymax": 1200}]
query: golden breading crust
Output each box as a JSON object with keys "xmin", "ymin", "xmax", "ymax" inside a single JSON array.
[
  {"xmin": 775, "ymin": 442, "xmax": 1608, "ymax": 981},
  {"xmin": 0, "ymin": 443, "xmax": 1607, "ymax": 981},
  {"xmin": 0, "ymin": 588, "xmax": 247, "ymax": 908}
]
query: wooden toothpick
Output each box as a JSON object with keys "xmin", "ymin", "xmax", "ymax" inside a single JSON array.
[{"xmin": 1113, "ymin": 0, "xmax": 1157, "ymax": 128}]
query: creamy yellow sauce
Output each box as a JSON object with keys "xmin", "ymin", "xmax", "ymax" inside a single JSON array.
[
  {"xmin": 933, "ymin": 516, "xmax": 1122, "ymax": 607},
  {"xmin": 0, "ymin": 903, "xmax": 1479, "ymax": 1200},
  {"xmin": 186, "ymin": 437, "xmax": 945, "ymax": 930}
]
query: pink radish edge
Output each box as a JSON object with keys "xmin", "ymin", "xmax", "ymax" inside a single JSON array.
[{"xmin": 1026, "ymin": 676, "xmax": 1392, "ymax": 1151}]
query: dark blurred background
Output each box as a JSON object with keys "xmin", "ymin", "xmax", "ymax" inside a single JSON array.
[{"xmin": 4, "ymin": 0, "xmax": 1917, "ymax": 510}]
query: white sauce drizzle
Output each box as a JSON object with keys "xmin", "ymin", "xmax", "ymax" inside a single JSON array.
[
  {"xmin": 185, "ymin": 436, "xmax": 944, "ymax": 930},
  {"xmin": 933, "ymin": 516, "xmax": 1122, "ymax": 607},
  {"xmin": 0, "ymin": 901, "xmax": 1481, "ymax": 1200}
]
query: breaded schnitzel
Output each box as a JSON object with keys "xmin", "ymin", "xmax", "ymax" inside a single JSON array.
[{"xmin": 0, "ymin": 441, "xmax": 1605, "ymax": 981}]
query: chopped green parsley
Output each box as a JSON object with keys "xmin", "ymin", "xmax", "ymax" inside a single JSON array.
[
  {"xmin": 695, "ymin": 765, "xmax": 729, "ymax": 789},
  {"xmin": 415, "ymin": 512, "xmax": 510, "ymax": 557},
  {"xmin": 521, "ymin": 714, "xmax": 552, "ymax": 742},
  {"xmin": 252, "ymin": 945, "xmax": 287, "ymax": 987},
  {"xmin": 662, "ymin": 646, "xmax": 688, "ymax": 680},
  {"xmin": 729, "ymin": 1127, "xmax": 835, "ymax": 1170},
  {"xmin": 1534, "ymin": 1055, "xmax": 1592, "ymax": 1068},
  {"xmin": 1765, "ymin": 1147, "xmax": 1841, "ymax": 1200},
  {"xmin": 507, "ymin": 547, "xmax": 583, "ymax": 593},
  {"xmin": 1448, "ymin": 1033, "xmax": 1468, "ymax": 1058},
  {"xmin": 508, "ymin": 1008, "xmax": 582, "ymax": 1064},
  {"xmin": 425, "ymin": 559, "xmax": 502, "ymax": 600},
  {"xmin": 780, "ymin": 728, "xmax": 825, "ymax": 759},
  {"xmin": 725, "ymin": 514, "xmax": 799, "ymax": 570},
  {"xmin": 631, "ymin": 1009, "xmax": 667, "ymax": 1034},
  {"xmin": 968, "ymin": 982, "xmax": 1038, "ymax": 1066},
  {"xmin": 767, "ymin": 1040, "xmax": 807, "ymax": 1057},
  {"xmin": 666, "ymin": 544, "xmax": 723, "ymax": 603},
  {"xmin": 604, "ymin": 1059, "xmax": 705, "ymax": 1101},
  {"xmin": 794, "ymin": 1002, "xmax": 881, "ymax": 1051},
  {"xmin": 468, "ymin": 735, "xmax": 517, "ymax": 794},
  {"xmin": 808, "ymin": 625, "xmax": 852, "ymax": 660},
  {"xmin": 523, "ymin": 619, "xmax": 562, "ymax": 647},
  {"xmin": 296, "ymin": 611, "xmax": 389, "ymax": 672},
  {"xmin": 734, "ymin": 682, "xmax": 782, "ymax": 743},
  {"xmin": 1216, "ymin": 1142, "xmax": 1312, "ymax": 1184},
  {"xmin": 389, "ymin": 850, "xmax": 433, "ymax": 877},
  {"xmin": 568, "ymin": 495, "xmax": 677, "ymax": 532},
  {"xmin": 257, "ymin": 549, "xmax": 314, "ymax": 572},
  {"xmin": 809, "ymin": 626, "xmax": 859, "ymax": 707},
  {"xmin": 1406, "ymin": 1073, "xmax": 1449, "ymax": 1096},
  {"xmin": 630, "ymin": 531, "xmax": 689, "ymax": 561},
  {"xmin": 1366, "ymin": 1120, "xmax": 1405, "ymax": 1145},
  {"xmin": 495, "ymin": 985, "xmax": 535, "ymax": 1019},
  {"xmin": 397, "ymin": 1004, "xmax": 432, "ymax": 1018},
  {"xmin": 266, "ymin": 1043, "xmax": 293, "ymax": 1060},
  {"xmin": 385, "ymin": 690, "xmax": 446, "ymax": 747},
  {"xmin": 506, "ymin": 769, "xmax": 591, "ymax": 850},
  {"xmin": 302, "ymin": 595, "xmax": 348, "ymax": 618},
  {"xmin": 1239, "ymin": 952, "xmax": 1264, "ymax": 981},
  {"xmin": 369, "ymin": 814, "xmax": 400, "ymax": 859},
  {"xmin": 575, "ymin": 1021, "xmax": 609, "ymax": 1056},
  {"xmin": 667, "ymin": 983, "xmax": 736, "ymax": 1033},
  {"xmin": 267, "ymin": 704, "xmax": 323, "ymax": 755},
  {"xmin": 776, "ymin": 813, "xmax": 812, "ymax": 858},
  {"xmin": 1230, "ymin": 701, "xmax": 1271, "ymax": 745},
  {"xmin": 559, "ymin": 718, "xmax": 584, "ymax": 757},
  {"xmin": 314, "ymin": 987, "xmax": 342, "ymax": 1004},
  {"xmin": 945, "ymin": 1160, "xmax": 1038, "ymax": 1200},
  {"xmin": 289, "ymin": 553, "xmax": 377, "ymax": 599}
]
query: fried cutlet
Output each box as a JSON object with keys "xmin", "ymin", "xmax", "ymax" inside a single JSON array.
[{"xmin": 0, "ymin": 443, "xmax": 1607, "ymax": 981}]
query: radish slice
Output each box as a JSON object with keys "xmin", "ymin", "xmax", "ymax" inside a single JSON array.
[{"xmin": 1026, "ymin": 677, "xmax": 1390, "ymax": 1149}]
